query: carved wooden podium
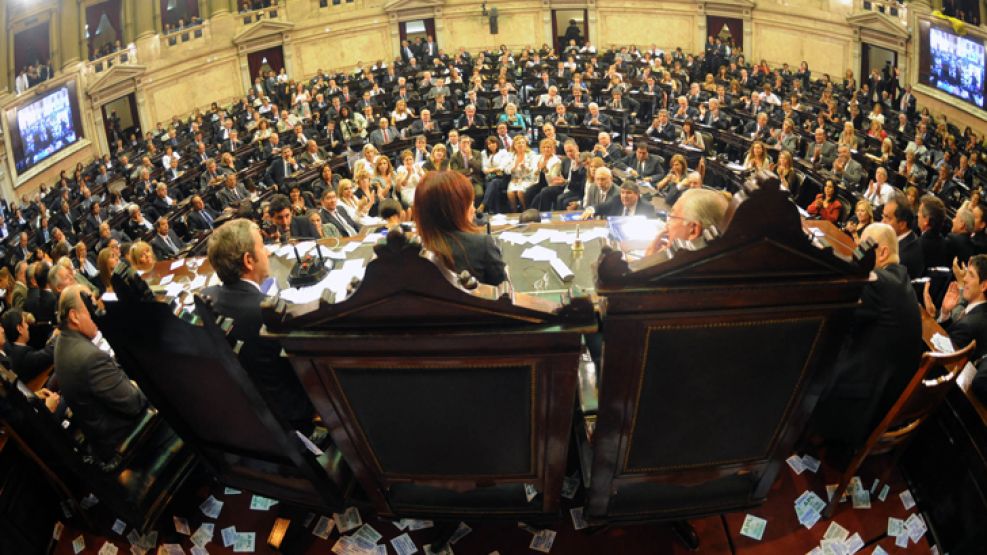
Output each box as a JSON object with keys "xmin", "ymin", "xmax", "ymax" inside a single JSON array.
[
  {"xmin": 263, "ymin": 231, "xmax": 597, "ymax": 519},
  {"xmin": 583, "ymin": 177, "xmax": 875, "ymax": 523}
]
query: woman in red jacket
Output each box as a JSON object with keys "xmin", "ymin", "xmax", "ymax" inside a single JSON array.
[{"xmin": 808, "ymin": 180, "xmax": 843, "ymax": 224}]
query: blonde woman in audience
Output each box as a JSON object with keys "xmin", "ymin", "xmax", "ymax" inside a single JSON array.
[
  {"xmin": 837, "ymin": 122, "xmax": 858, "ymax": 151},
  {"xmin": 391, "ymin": 99, "xmax": 415, "ymax": 126},
  {"xmin": 743, "ymin": 140, "xmax": 773, "ymax": 171},
  {"xmin": 844, "ymin": 199, "xmax": 873, "ymax": 244},
  {"xmin": 336, "ymin": 179, "xmax": 364, "ymax": 221},
  {"xmin": 505, "ymin": 136, "xmax": 537, "ymax": 212},
  {"xmin": 373, "ymin": 156, "xmax": 397, "ymax": 198},
  {"xmin": 866, "ymin": 119, "xmax": 887, "ymax": 141},
  {"xmin": 423, "ymin": 144, "xmax": 451, "ymax": 171},
  {"xmin": 396, "ymin": 150, "xmax": 425, "ymax": 208},
  {"xmin": 702, "ymin": 73, "xmax": 717, "ymax": 93},
  {"xmin": 353, "ymin": 169, "xmax": 379, "ymax": 217},
  {"xmin": 353, "ymin": 144, "xmax": 378, "ymax": 177},
  {"xmin": 128, "ymin": 241, "xmax": 156, "ymax": 274},
  {"xmin": 773, "ymin": 150, "xmax": 796, "ymax": 190},
  {"xmin": 866, "ymin": 137, "xmax": 894, "ymax": 165}
]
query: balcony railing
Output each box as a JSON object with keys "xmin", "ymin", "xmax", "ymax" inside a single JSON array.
[
  {"xmin": 238, "ymin": 3, "xmax": 283, "ymax": 26},
  {"xmin": 163, "ymin": 21, "xmax": 207, "ymax": 47},
  {"xmin": 85, "ymin": 44, "xmax": 138, "ymax": 75},
  {"xmin": 859, "ymin": 0, "xmax": 909, "ymax": 24}
]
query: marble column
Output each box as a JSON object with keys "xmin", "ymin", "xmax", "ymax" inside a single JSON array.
[{"xmin": 60, "ymin": 0, "xmax": 83, "ymax": 68}]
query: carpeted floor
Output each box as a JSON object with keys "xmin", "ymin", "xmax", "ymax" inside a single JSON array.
[{"xmin": 52, "ymin": 451, "xmax": 933, "ymax": 554}]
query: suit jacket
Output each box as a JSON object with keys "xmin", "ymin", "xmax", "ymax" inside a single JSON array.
[
  {"xmin": 583, "ymin": 184, "xmax": 619, "ymax": 211},
  {"xmin": 150, "ymin": 230, "xmax": 186, "ymax": 259},
  {"xmin": 151, "ymin": 196, "xmax": 177, "ymax": 217},
  {"xmin": 944, "ymin": 303, "xmax": 987, "ymax": 362},
  {"xmin": 287, "ymin": 216, "xmax": 318, "ymax": 240},
  {"xmin": 972, "ymin": 230, "xmax": 987, "ymax": 256},
  {"xmin": 368, "ymin": 128, "xmax": 398, "ymax": 148},
  {"xmin": 920, "ymin": 229, "xmax": 951, "ymax": 269},
  {"xmin": 804, "ymin": 140, "xmax": 837, "ymax": 166},
  {"xmin": 946, "ymin": 232, "xmax": 975, "ymax": 264},
  {"xmin": 582, "ymin": 112, "xmax": 612, "ymax": 131},
  {"xmin": 812, "ymin": 263, "xmax": 923, "ymax": 444},
  {"xmin": 456, "ymin": 113, "xmax": 488, "ymax": 129},
  {"xmin": 6, "ymin": 341, "xmax": 54, "ymax": 382},
  {"xmin": 320, "ymin": 207, "xmax": 360, "ymax": 237},
  {"xmin": 447, "ymin": 230, "xmax": 507, "ymax": 286},
  {"xmin": 646, "ymin": 124, "xmax": 676, "ymax": 142},
  {"xmin": 598, "ymin": 197, "xmax": 658, "ymax": 218},
  {"xmin": 622, "ymin": 154, "xmax": 664, "ymax": 181},
  {"xmin": 10, "ymin": 282, "xmax": 27, "ymax": 309},
  {"xmin": 187, "ymin": 207, "xmax": 219, "ymax": 232},
  {"xmin": 24, "ymin": 288, "xmax": 57, "ymax": 324},
  {"xmin": 54, "ymin": 329, "xmax": 147, "ymax": 460},
  {"xmin": 200, "ymin": 281, "xmax": 314, "ymax": 423},
  {"xmin": 268, "ymin": 158, "xmax": 300, "ymax": 186},
  {"xmin": 217, "ymin": 184, "xmax": 249, "ymax": 207},
  {"xmin": 450, "ymin": 150, "xmax": 484, "ymax": 183},
  {"xmin": 898, "ymin": 231, "xmax": 925, "ymax": 279},
  {"xmin": 298, "ymin": 148, "xmax": 329, "ymax": 167}
]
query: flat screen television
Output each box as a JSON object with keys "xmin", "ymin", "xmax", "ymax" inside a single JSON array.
[
  {"xmin": 4, "ymin": 80, "xmax": 85, "ymax": 175},
  {"xmin": 918, "ymin": 19, "xmax": 986, "ymax": 110}
]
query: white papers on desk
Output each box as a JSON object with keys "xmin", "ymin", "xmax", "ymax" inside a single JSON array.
[
  {"xmin": 489, "ymin": 214, "xmax": 518, "ymax": 226},
  {"xmin": 279, "ymin": 258, "xmax": 366, "ymax": 305},
  {"xmin": 930, "ymin": 332, "xmax": 955, "ymax": 353},
  {"xmin": 164, "ymin": 283, "xmax": 185, "ymax": 298},
  {"xmin": 498, "ymin": 231, "xmax": 529, "ymax": 245},
  {"xmin": 521, "ymin": 245, "xmax": 559, "ymax": 262},
  {"xmin": 810, "ymin": 227, "xmax": 826, "ymax": 237},
  {"xmin": 579, "ymin": 227, "xmax": 611, "ymax": 241},
  {"xmin": 159, "ymin": 274, "xmax": 175, "ymax": 286},
  {"xmin": 169, "ymin": 259, "xmax": 185, "ymax": 270}
]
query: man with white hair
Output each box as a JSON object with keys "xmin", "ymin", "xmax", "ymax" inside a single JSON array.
[
  {"xmin": 811, "ymin": 222, "xmax": 923, "ymax": 446},
  {"xmin": 646, "ymin": 188, "xmax": 728, "ymax": 256},
  {"xmin": 582, "ymin": 103, "xmax": 612, "ymax": 131},
  {"xmin": 947, "ymin": 207, "xmax": 976, "ymax": 264}
]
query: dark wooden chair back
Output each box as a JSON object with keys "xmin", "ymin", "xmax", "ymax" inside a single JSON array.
[
  {"xmin": 823, "ymin": 340, "xmax": 975, "ymax": 517},
  {"xmin": 585, "ymin": 175, "xmax": 875, "ymax": 524},
  {"xmin": 96, "ymin": 297, "xmax": 351, "ymax": 512},
  {"xmin": 263, "ymin": 231, "xmax": 597, "ymax": 519},
  {"xmin": 0, "ymin": 365, "xmax": 196, "ymax": 533}
]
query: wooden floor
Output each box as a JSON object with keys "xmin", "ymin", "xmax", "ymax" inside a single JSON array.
[{"xmin": 52, "ymin": 453, "xmax": 933, "ymax": 554}]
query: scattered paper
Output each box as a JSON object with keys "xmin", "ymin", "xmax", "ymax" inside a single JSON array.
[
  {"xmin": 450, "ymin": 522, "xmax": 472, "ymax": 544},
  {"xmin": 878, "ymin": 484, "xmax": 890, "ymax": 502},
  {"xmin": 353, "ymin": 524, "xmax": 383, "ymax": 546},
  {"xmin": 407, "ymin": 520, "xmax": 434, "ymax": 531},
  {"xmin": 170, "ymin": 259, "xmax": 185, "ymax": 270},
  {"xmin": 851, "ymin": 490, "xmax": 871, "ymax": 509},
  {"xmin": 173, "ymin": 516, "xmax": 191, "ymax": 535},
  {"xmin": 313, "ymin": 515, "xmax": 335, "ymax": 539},
  {"xmin": 786, "ymin": 454, "xmax": 807, "ymax": 475},
  {"xmin": 823, "ymin": 521, "xmax": 850, "ymax": 543},
  {"xmin": 191, "ymin": 523, "xmax": 214, "ymax": 548},
  {"xmin": 570, "ymin": 507, "xmax": 589, "ymax": 530},
  {"xmin": 391, "ymin": 533, "xmax": 418, "ymax": 555},
  {"xmin": 112, "ymin": 519, "xmax": 127, "ymax": 535},
  {"xmin": 739, "ymin": 514, "xmax": 767, "ymax": 540},
  {"xmin": 53, "ymin": 521, "xmax": 64, "ymax": 540},
  {"xmin": 98, "ymin": 542, "xmax": 119, "ymax": 555},
  {"xmin": 529, "ymin": 529, "xmax": 557, "ymax": 553},
  {"xmin": 844, "ymin": 532, "xmax": 864, "ymax": 554},
  {"xmin": 81, "ymin": 493, "xmax": 100, "ymax": 509},
  {"xmin": 224, "ymin": 488, "xmax": 241, "ymax": 495},
  {"xmin": 905, "ymin": 513, "xmax": 927, "ymax": 542},
  {"xmin": 801, "ymin": 455, "xmax": 821, "ymax": 473},
  {"xmin": 222, "ymin": 526, "xmax": 238, "ymax": 547},
  {"xmin": 233, "ymin": 532, "xmax": 256, "ymax": 552},
  {"xmin": 520, "ymin": 245, "xmax": 559, "ymax": 262},
  {"xmin": 524, "ymin": 483, "xmax": 539, "ymax": 503},
  {"xmin": 887, "ymin": 517, "xmax": 905, "ymax": 538},
  {"xmin": 159, "ymin": 274, "xmax": 175, "ymax": 286},
  {"xmin": 199, "ymin": 496, "xmax": 224, "ymax": 519},
  {"xmin": 899, "ymin": 490, "xmax": 916, "ymax": 510},
  {"xmin": 931, "ymin": 333, "xmax": 955, "ymax": 353},
  {"xmin": 249, "ymin": 495, "xmax": 278, "ymax": 511},
  {"xmin": 72, "ymin": 535, "xmax": 86, "ymax": 554},
  {"xmin": 333, "ymin": 507, "xmax": 363, "ymax": 534}
]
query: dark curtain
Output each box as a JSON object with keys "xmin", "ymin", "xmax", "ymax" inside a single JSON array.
[
  {"xmin": 706, "ymin": 16, "xmax": 743, "ymax": 51},
  {"xmin": 86, "ymin": 0, "xmax": 123, "ymax": 59},
  {"xmin": 13, "ymin": 22, "xmax": 50, "ymax": 73},
  {"xmin": 248, "ymin": 47, "xmax": 285, "ymax": 82},
  {"xmin": 160, "ymin": 0, "xmax": 200, "ymax": 28},
  {"xmin": 424, "ymin": 18, "xmax": 436, "ymax": 46}
]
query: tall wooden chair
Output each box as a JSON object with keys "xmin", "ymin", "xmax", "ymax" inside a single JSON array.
[
  {"xmin": 0, "ymin": 365, "xmax": 196, "ymax": 533},
  {"xmin": 263, "ymin": 231, "xmax": 597, "ymax": 519},
  {"xmin": 823, "ymin": 340, "xmax": 975, "ymax": 517},
  {"xmin": 96, "ymin": 296, "xmax": 353, "ymax": 512},
  {"xmin": 582, "ymin": 176, "xmax": 875, "ymax": 525}
]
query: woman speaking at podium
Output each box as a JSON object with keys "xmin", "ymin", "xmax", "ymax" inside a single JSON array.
[{"xmin": 414, "ymin": 171, "xmax": 507, "ymax": 286}]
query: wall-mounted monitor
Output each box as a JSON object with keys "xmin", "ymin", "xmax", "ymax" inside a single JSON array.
[
  {"xmin": 4, "ymin": 80, "xmax": 85, "ymax": 175},
  {"xmin": 918, "ymin": 19, "xmax": 986, "ymax": 109}
]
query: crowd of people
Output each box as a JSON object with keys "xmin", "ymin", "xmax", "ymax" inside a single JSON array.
[{"xmin": 2, "ymin": 36, "xmax": 986, "ymax": 466}]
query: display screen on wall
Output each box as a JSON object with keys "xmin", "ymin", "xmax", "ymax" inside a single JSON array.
[
  {"xmin": 918, "ymin": 19, "xmax": 986, "ymax": 109},
  {"xmin": 4, "ymin": 80, "xmax": 85, "ymax": 175}
]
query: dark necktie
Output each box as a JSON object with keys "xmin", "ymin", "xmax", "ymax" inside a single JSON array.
[{"xmin": 202, "ymin": 210, "xmax": 213, "ymax": 228}]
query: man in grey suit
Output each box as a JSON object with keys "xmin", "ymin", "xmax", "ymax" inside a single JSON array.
[
  {"xmin": 368, "ymin": 118, "xmax": 398, "ymax": 148},
  {"xmin": 833, "ymin": 145, "xmax": 865, "ymax": 186},
  {"xmin": 217, "ymin": 174, "xmax": 249, "ymax": 207},
  {"xmin": 579, "ymin": 166, "xmax": 619, "ymax": 214},
  {"xmin": 54, "ymin": 284, "xmax": 148, "ymax": 461},
  {"xmin": 622, "ymin": 143, "xmax": 665, "ymax": 184},
  {"xmin": 149, "ymin": 217, "xmax": 187, "ymax": 260},
  {"xmin": 804, "ymin": 127, "xmax": 837, "ymax": 167}
]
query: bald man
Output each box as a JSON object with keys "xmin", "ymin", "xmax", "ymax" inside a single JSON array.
[{"xmin": 811, "ymin": 222, "xmax": 923, "ymax": 448}]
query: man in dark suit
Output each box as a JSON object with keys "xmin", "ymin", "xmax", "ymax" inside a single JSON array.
[
  {"xmin": 645, "ymin": 111, "xmax": 677, "ymax": 141},
  {"xmin": 598, "ymin": 182, "xmax": 658, "ymax": 218},
  {"xmin": 947, "ymin": 208, "xmax": 976, "ymax": 264},
  {"xmin": 582, "ymin": 103, "xmax": 612, "ymax": 131},
  {"xmin": 124, "ymin": 205, "xmax": 155, "ymax": 240},
  {"xmin": 318, "ymin": 189, "xmax": 360, "ymax": 238},
  {"xmin": 1, "ymin": 308, "xmax": 54, "ymax": 381},
  {"xmin": 149, "ymin": 218, "xmax": 186, "ymax": 260},
  {"xmin": 580, "ymin": 166, "xmax": 619, "ymax": 213},
  {"xmin": 368, "ymin": 118, "xmax": 398, "ymax": 148},
  {"xmin": 217, "ymin": 174, "xmax": 249, "ymax": 207},
  {"xmin": 400, "ymin": 39, "xmax": 417, "ymax": 63},
  {"xmin": 269, "ymin": 194, "xmax": 317, "ymax": 240},
  {"xmin": 881, "ymin": 195, "xmax": 925, "ymax": 279},
  {"xmin": 811, "ymin": 223, "xmax": 923, "ymax": 446},
  {"xmin": 201, "ymin": 220, "xmax": 315, "ymax": 426},
  {"xmin": 267, "ymin": 147, "xmax": 301, "ymax": 189},
  {"xmin": 456, "ymin": 105, "xmax": 487, "ymax": 129},
  {"xmin": 972, "ymin": 204, "xmax": 987, "ymax": 255},
  {"xmin": 54, "ymin": 284, "xmax": 148, "ymax": 461},
  {"xmin": 935, "ymin": 254, "xmax": 987, "ymax": 363},
  {"xmin": 187, "ymin": 195, "xmax": 220, "ymax": 232},
  {"xmin": 622, "ymin": 143, "xmax": 665, "ymax": 185},
  {"xmin": 24, "ymin": 262, "xmax": 57, "ymax": 327}
]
